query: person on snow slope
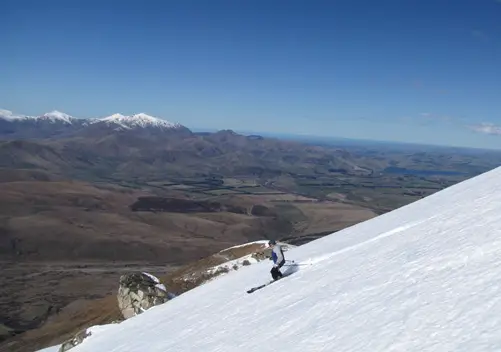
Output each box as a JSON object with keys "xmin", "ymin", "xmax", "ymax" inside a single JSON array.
[{"xmin": 268, "ymin": 239, "xmax": 285, "ymax": 280}]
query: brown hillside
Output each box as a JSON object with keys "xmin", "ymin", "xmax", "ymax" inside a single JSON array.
[{"xmin": 0, "ymin": 129, "xmax": 371, "ymax": 182}]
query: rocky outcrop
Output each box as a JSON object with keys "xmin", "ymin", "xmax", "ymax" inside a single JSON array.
[
  {"xmin": 58, "ymin": 328, "xmax": 91, "ymax": 352},
  {"xmin": 117, "ymin": 272, "xmax": 175, "ymax": 320}
]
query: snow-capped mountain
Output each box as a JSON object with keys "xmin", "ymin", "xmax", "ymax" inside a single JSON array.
[
  {"xmin": 0, "ymin": 109, "xmax": 76, "ymax": 123},
  {"xmin": 0, "ymin": 109, "xmax": 189, "ymax": 139},
  {"xmin": 0, "ymin": 109, "xmax": 84, "ymax": 139},
  {"xmin": 92, "ymin": 113, "xmax": 184, "ymax": 130},
  {"xmin": 37, "ymin": 110, "xmax": 76, "ymax": 124},
  {"xmin": 40, "ymin": 166, "xmax": 501, "ymax": 351}
]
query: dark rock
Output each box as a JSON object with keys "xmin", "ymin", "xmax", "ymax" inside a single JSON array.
[{"xmin": 117, "ymin": 272, "xmax": 174, "ymax": 320}]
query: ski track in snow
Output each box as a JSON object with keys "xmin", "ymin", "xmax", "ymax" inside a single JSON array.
[{"xmin": 65, "ymin": 167, "xmax": 501, "ymax": 352}]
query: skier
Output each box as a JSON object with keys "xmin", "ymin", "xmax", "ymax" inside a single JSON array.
[{"xmin": 268, "ymin": 239, "xmax": 285, "ymax": 280}]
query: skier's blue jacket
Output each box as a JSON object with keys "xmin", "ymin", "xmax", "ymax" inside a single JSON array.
[{"xmin": 271, "ymin": 244, "xmax": 285, "ymax": 265}]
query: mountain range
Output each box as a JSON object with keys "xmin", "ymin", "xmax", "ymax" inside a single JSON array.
[
  {"xmin": 0, "ymin": 109, "xmax": 189, "ymax": 139},
  {"xmin": 0, "ymin": 108, "xmax": 373, "ymax": 182}
]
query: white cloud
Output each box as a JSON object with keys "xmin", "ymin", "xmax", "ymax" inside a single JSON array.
[
  {"xmin": 469, "ymin": 123, "xmax": 501, "ymax": 135},
  {"xmin": 0, "ymin": 109, "xmax": 14, "ymax": 117},
  {"xmin": 0, "ymin": 109, "xmax": 30, "ymax": 121},
  {"xmin": 0, "ymin": 109, "xmax": 20, "ymax": 120}
]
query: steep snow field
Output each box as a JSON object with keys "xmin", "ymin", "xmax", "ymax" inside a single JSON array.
[{"xmin": 69, "ymin": 166, "xmax": 501, "ymax": 351}]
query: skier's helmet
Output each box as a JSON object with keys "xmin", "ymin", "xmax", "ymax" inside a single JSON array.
[{"xmin": 268, "ymin": 239, "xmax": 276, "ymax": 246}]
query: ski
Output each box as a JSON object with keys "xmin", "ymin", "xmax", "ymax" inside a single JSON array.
[
  {"xmin": 246, "ymin": 260, "xmax": 310, "ymax": 293},
  {"xmin": 246, "ymin": 272, "xmax": 293, "ymax": 294},
  {"xmin": 246, "ymin": 279, "xmax": 278, "ymax": 294}
]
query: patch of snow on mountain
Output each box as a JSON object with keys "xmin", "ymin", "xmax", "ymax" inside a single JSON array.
[
  {"xmin": 96, "ymin": 113, "xmax": 182, "ymax": 129},
  {"xmin": 206, "ymin": 254, "xmax": 261, "ymax": 276},
  {"xmin": 96, "ymin": 113, "xmax": 131, "ymax": 130},
  {"xmin": 100, "ymin": 113, "xmax": 127, "ymax": 121},
  {"xmin": 39, "ymin": 110, "xmax": 74, "ymax": 123},
  {"xmin": 224, "ymin": 240, "xmax": 271, "ymax": 251},
  {"xmin": 68, "ymin": 165, "xmax": 501, "ymax": 352}
]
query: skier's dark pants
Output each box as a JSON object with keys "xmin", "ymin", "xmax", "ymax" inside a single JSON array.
[{"xmin": 271, "ymin": 259, "xmax": 285, "ymax": 280}]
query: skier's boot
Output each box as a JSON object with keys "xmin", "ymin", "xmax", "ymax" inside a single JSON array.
[{"xmin": 270, "ymin": 267, "xmax": 283, "ymax": 280}]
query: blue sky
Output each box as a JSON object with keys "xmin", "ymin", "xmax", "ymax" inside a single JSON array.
[{"xmin": 2, "ymin": 0, "xmax": 501, "ymax": 149}]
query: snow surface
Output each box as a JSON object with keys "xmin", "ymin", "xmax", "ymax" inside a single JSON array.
[
  {"xmin": 96, "ymin": 113, "xmax": 182, "ymax": 129},
  {"xmin": 66, "ymin": 167, "xmax": 501, "ymax": 351}
]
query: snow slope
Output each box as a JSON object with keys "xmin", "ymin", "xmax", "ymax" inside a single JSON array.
[{"xmin": 70, "ymin": 166, "xmax": 501, "ymax": 352}]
